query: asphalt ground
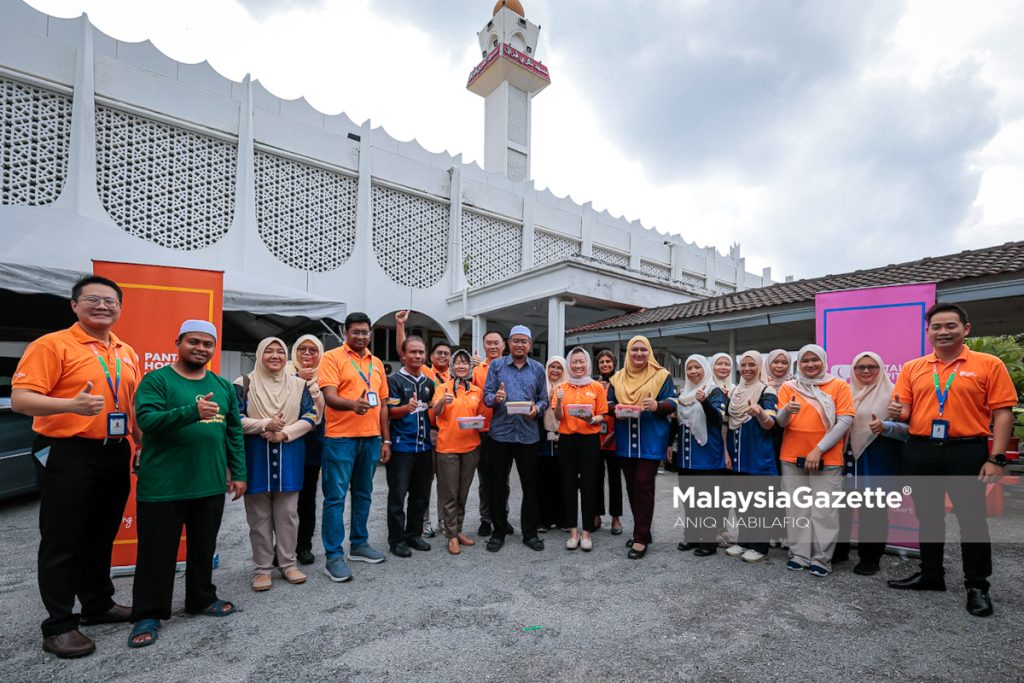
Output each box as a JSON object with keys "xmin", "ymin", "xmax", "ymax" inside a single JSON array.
[{"xmin": 1, "ymin": 466, "xmax": 1021, "ymax": 682}]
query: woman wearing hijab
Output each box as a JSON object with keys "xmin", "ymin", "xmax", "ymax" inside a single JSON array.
[
  {"xmin": 674, "ymin": 355, "xmax": 728, "ymax": 556},
  {"xmin": 775, "ymin": 344, "xmax": 854, "ymax": 577},
  {"xmin": 290, "ymin": 334, "xmax": 326, "ymax": 566},
  {"xmin": 554, "ymin": 348, "xmax": 609, "ymax": 551},
  {"xmin": 432, "ymin": 349, "xmax": 485, "ymax": 555},
  {"xmin": 236, "ymin": 338, "xmax": 320, "ymax": 590},
  {"xmin": 764, "ymin": 349, "xmax": 793, "ymax": 476},
  {"xmin": 835, "ymin": 351, "xmax": 907, "ymax": 575},
  {"xmin": 710, "ymin": 352, "xmax": 735, "ymax": 397},
  {"xmin": 594, "ymin": 349, "xmax": 623, "ymax": 535},
  {"xmin": 537, "ymin": 356, "xmax": 567, "ymax": 532},
  {"xmin": 724, "ymin": 350, "xmax": 778, "ymax": 563},
  {"xmin": 608, "ymin": 336, "xmax": 677, "ymax": 559}
]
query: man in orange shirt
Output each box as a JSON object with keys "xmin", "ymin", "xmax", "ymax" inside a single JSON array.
[
  {"xmin": 317, "ymin": 312, "xmax": 392, "ymax": 583},
  {"xmin": 12, "ymin": 276, "xmax": 141, "ymax": 658},
  {"xmin": 473, "ymin": 330, "xmax": 508, "ymax": 537},
  {"xmin": 887, "ymin": 303, "xmax": 1016, "ymax": 617}
]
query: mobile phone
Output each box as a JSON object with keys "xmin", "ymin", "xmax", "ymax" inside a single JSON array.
[{"xmin": 796, "ymin": 457, "xmax": 807, "ymax": 468}]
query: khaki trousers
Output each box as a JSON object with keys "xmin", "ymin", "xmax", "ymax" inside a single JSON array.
[
  {"xmin": 244, "ymin": 491, "xmax": 300, "ymax": 573},
  {"xmin": 435, "ymin": 449, "xmax": 480, "ymax": 538},
  {"xmin": 781, "ymin": 462, "xmax": 843, "ymax": 571}
]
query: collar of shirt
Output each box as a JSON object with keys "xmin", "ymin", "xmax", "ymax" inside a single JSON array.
[
  {"xmin": 342, "ymin": 342, "xmax": 370, "ymax": 360},
  {"xmin": 399, "ymin": 367, "xmax": 425, "ymax": 380},
  {"xmin": 70, "ymin": 322, "xmax": 124, "ymax": 349},
  {"xmin": 923, "ymin": 345, "xmax": 970, "ymax": 366}
]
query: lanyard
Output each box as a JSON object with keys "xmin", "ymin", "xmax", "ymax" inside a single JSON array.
[
  {"xmin": 96, "ymin": 352, "xmax": 121, "ymax": 410},
  {"xmin": 932, "ymin": 361, "xmax": 961, "ymax": 417},
  {"xmin": 349, "ymin": 356, "xmax": 373, "ymax": 389}
]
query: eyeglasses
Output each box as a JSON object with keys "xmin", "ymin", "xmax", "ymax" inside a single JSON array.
[
  {"xmin": 853, "ymin": 365, "xmax": 880, "ymax": 372},
  {"xmin": 297, "ymin": 347, "xmax": 319, "ymax": 355},
  {"xmin": 346, "ymin": 330, "xmax": 371, "ymax": 337},
  {"xmin": 77, "ymin": 295, "xmax": 121, "ymax": 308}
]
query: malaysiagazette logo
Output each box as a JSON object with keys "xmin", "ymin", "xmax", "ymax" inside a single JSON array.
[{"xmin": 673, "ymin": 485, "xmax": 905, "ymax": 513}]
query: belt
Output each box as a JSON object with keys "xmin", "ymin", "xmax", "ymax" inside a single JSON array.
[{"xmin": 908, "ymin": 435, "xmax": 987, "ymax": 447}]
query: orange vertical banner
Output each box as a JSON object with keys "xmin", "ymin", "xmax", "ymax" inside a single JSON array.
[{"xmin": 93, "ymin": 261, "xmax": 224, "ymax": 574}]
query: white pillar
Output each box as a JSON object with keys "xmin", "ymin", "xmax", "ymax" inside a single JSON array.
[
  {"xmin": 472, "ymin": 315, "xmax": 487, "ymax": 358},
  {"xmin": 547, "ymin": 295, "xmax": 564, "ymax": 359}
]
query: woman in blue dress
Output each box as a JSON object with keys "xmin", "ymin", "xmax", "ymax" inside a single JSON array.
[
  {"xmin": 675, "ymin": 354, "xmax": 727, "ymax": 556},
  {"xmin": 724, "ymin": 350, "xmax": 778, "ymax": 563},
  {"xmin": 290, "ymin": 334, "xmax": 326, "ymax": 566}
]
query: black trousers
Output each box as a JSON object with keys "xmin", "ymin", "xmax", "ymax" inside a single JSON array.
[
  {"xmin": 558, "ymin": 433, "xmax": 601, "ymax": 531},
  {"xmin": 296, "ymin": 462, "xmax": 321, "ymax": 553},
  {"xmin": 385, "ymin": 451, "xmax": 433, "ymax": 544},
  {"xmin": 597, "ymin": 449, "xmax": 624, "ymax": 518},
  {"xmin": 902, "ymin": 438, "xmax": 992, "ymax": 590},
  {"xmin": 537, "ymin": 454, "xmax": 562, "ymax": 529},
  {"xmin": 490, "ymin": 440, "xmax": 540, "ymax": 540},
  {"xmin": 131, "ymin": 494, "xmax": 225, "ymax": 622},
  {"xmin": 837, "ymin": 492, "xmax": 890, "ymax": 565},
  {"xmin": 36, "ymin": 436, "xmax": 130, "ymax": 637}
]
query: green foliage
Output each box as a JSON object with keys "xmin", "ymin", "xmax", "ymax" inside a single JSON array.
[{"xmin": 965, "ymin": 336, "xmax": 1024, "ymax": 438}]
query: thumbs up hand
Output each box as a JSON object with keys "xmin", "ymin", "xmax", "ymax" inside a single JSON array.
[
  {"xmin": 745, "ymin": 399, "xmax": 762, "ymax": 418},
  {"xmin": 495, "ymin": 382, "xmax": 507, "ymax": 403},
  {"xmin": 407, "ymin": 394, "xmax": 420, "ymax": 414},
  {"xmin": 785, "ymin": 398, "xmax": 801, "ymax": 415},
  {"xmin": 695, "ymin": 388, "xmax": 706, "ymax": 403},
  {"xmin": 887, "ymin": 394, "xmax": 904, "ymax": 420},
  {"xmin": 197, "ymin": 392, "xmax": 219, "ymax": 420},
  {"xmin": 556, "ymin": 386, "xmax": 565, "ymax": 401},
  {"xmin": 70, "ymin": 380, "xmax": 106, "ymax": 416},
  {"xmin": 354, "ymin": 390, "xmax": 371, "ymax": 415},
  {"xmin": 642, "ymin": 392, "xmax": 658, "ymax": 412},
  {"xmin": 472, "ymin": 350, "xmax": 482, "ymax": 368},
  {"xmin": 869, "ymin": 413, "xmax": 885, "ymax": 435}
]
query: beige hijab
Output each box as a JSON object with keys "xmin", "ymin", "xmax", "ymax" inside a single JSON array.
[
  {"xmin": 544, "ymin": 356, "xmax": 567, "ymax": 433},
  {"xmin": 783, "ymin": 344, "xmax": 837, "ymax": 430},
  {"xmin": 288, "ymin": 334, "xmax": 324, "ymax": 380},
  {"xmin": 240, "ymin": 337, "xmax": 306, "ymax": 423},
  {"xmin": 676, "ymin": 354, "xmax": 716, "ymax": 446},
  {"xmin": 728, "ymin": 350, "xmax": 775, "ymax": 430},
  {"xmin": 710, "ymin": 352, "xmax": 735, "ymax": 394},
  {"xmin": 764, "ymin": 349, "xmax": 793, "ymax": 389},
  {"xmin": 848, "ymin": 351, "xmax": 893, "ymax": 460},
  {"xmin": 609, "ymin": 336, "xmax": 671, "ymax": 406}
]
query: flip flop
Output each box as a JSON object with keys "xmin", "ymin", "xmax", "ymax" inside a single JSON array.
[
  {"xmin": 127, "ymin": 619, "xmax": 160, "ymax": 648},
  {"xmin": 193, "ymin": 599, "xmax": 238, "ymax": 617}
]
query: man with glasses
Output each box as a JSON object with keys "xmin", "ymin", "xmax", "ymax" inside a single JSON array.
[
  {"xmin": 317, "ymin": 312, "xmax": 392, "ymax": 582},
  {"xmin": 482, "ymin": 325, "xmax": 548, "ymax": 552},
  {"xmin": 12, "ymin": 275, "xmax": 142, "ymax": 658}
]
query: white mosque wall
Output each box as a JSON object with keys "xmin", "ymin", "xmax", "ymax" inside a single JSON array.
[{"xmin": 0, "ymin": 0, "xmax": 769, "ymax": 343}]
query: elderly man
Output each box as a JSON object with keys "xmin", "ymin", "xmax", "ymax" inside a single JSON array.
[{"xmin": 482, "ymin": 325, "xmax": 548, "ymax": 552}]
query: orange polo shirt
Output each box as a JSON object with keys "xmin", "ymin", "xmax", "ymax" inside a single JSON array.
[
  {"xmin": 318, "ymin": 343, "xmax": 389, "ymax": 438},
  {"xmin": 556, "ymin": 381, "xmax": 609, "ymax": 435},
  {"xmin": 472, "ymin": 359, "xmax": 495, "ymax": 431},
  {"xmin": 422, "ymin": 365, "xmax": 451, "ymax": 386},
  {"xmin": 434, "ymin": 380, "xmax": 485, "ymax": 453},
  {"xmin": 894, "ymin": 346, "xmax": 1017, "ymax": 438},
  {"xmin": 13, "ymin": 323, "xmax": 141, "ymax": 439},
  {"xmin": 777, "ymin": 378, "xmax": 855, "ymax": 467}
]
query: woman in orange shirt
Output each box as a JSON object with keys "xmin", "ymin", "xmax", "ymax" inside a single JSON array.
[
  {"xmin": 775, "ymin": 344, "xmax": 854, "ymax": 577},
  {"xmin": 554, "ymin": 348, "xmax": 609, "ymax": 551}
]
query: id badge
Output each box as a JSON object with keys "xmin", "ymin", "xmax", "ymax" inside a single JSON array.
[
  {"xmin": 930, "ymin": 419, "xmax": 949, "ymax": 443},
  {"xmin": 600, "ymin": 421, "xmax": 608, "ymax": 435},
  {"xmin": 365, "ymin": 391, "xmax": 379, "ymax": 408},
  {"xmin": 107, "ymin": 411, "xmax": 128, "ymax": 438}
]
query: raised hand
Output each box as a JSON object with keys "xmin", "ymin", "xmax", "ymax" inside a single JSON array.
[
  {"xmin": 785, "ymin": 398, "xmax": 801, "ymax": 415},
  {"xmin": 197, "ymin": 392, "xmax": 219, "ymax": 420},
  {"xmin": 746, "ymin": 400, "xmax": 762, "ymax": 418},
  {"xmin": 695, "ymin": 388, "xmax": 706, "ymax": 403},
  {"xmin": 70, "ymin": 381, "xmax": 105, "ymax": 416},
  {"xmin": 444, "ymin": 390, "xmax": 455, "ymax": 405},
  {"xmin": 395, "ymin": 310, "xmax": 410, "ymax": 325},
  {"xmin": 869, "ymin": 413, "xmax": 884, "ymax": 435},
  {"xmin": 472, "ymin": 349, "xmax": 482, "ymax": 368},
  {"xmin": 354, "ymin": 390, "xmax": 371, "ymax": 415},
  {"xmin": 556, "ymin": 386, "xmax": 565, "ymax": 401},
  {"xmin": 642, "ymin": 392, "xmax": 658, "ymax": 412},
  {"xmin": 408, "ymin": 395, "xmax": 420, "ymax": 413},
  {"xmin": 887, "ymin": 394, "xmax": 904, "ymax": 420},
  {"xmin": 297, "ymin": 366, "xmax": 316, "ymax": 381},
  {"xmin": 495, "ymin": 382, "xmax": 507, "ymax": 403}
]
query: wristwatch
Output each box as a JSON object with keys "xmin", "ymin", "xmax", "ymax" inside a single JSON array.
[{"xmin": 987, "ymin": 453, "xmax": 1008, "ymax": 467}]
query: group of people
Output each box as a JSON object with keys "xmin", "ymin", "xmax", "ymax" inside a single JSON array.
[{"xmin": 12, "ymin": 277, "xmax": 1017, "ymax": 658}]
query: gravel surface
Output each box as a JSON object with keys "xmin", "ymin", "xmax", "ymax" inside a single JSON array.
[{"xmin": 1, "ymin": 467, "xmax": 1021, "ymax": 682}]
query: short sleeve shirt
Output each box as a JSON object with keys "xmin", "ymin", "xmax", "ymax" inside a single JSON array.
[
  {"xmin": 556, "ymin": 381, "xmax": 610, "ymax": 435},
  {"xmin": 434, "ymin": 381, "xmax": 486, "ymax": 453},
  {"xmin": 318, "ymin": 343, "xmax": 389, "ymax": 438},
  {"xmin": 777, "ymin": 378, "xmax": 855, "ymax": 467}
]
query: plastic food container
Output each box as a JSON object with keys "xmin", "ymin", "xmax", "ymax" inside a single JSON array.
[
  {"xmin": 506, "ymin": 401, "xmax": 533, "ymax": 415},
  {"xmin": 567, "ymin": 404, "xmax": 593, "ymax": 418},
  {"xmin": 614, "ymin": 404, "xmax": 643, "ymax": 419},
  {"xmin": 456, "ymin": 416, "xmax": 485, "ymax": 430}
]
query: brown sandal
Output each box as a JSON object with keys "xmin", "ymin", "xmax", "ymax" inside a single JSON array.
[
  {"xmin": 280, "ymin": 567, "xmax": 307, "ymax": 585},
  {"xmin": 251, "ymin": 574, "xmax": 272, "ymax": 592}
]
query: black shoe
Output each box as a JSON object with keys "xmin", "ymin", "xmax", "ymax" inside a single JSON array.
[
  {"xmin": 390, "ymin": 542, "xmax": 412, "ymax": 558},
  {"xmin": 693, "ymin": 546, "xmax": 717, "ymax": 557},
  {"xmin": 853, "ymin": 561, "xmax": 879, "ymax": 576},
  {"xmin": 966, "ymin": 588, "xmax": 993, "ymax": 617},
  {"xmin": 297, "ymin": 548, "xmax": 315, "ymax": 566},
  {"xmin": 502, "ymin": 523, "xmax": 515, "ymax": 536},
  {"xmin": 627, "ymin": 545, "xmax": 647, "ymax": 559},
  {"xmin": 478, "ymin": 521, "xmax": 493, "ymax": 537},
  {"xmin": 407, "ymin": 536, "xmax": 431, "ymax": 552},
  {"xmin": 887, "ymin": 572, "xmax": 946, "ymax": 591},
  {"xmin": 677, "ymin": 542, "xmax": 697, "ymax": 552},
  {"xmin": 486, "ymin": 536, "xmax": 505, "ymax": 553},
  {"xmin": 523, "ymin": 536, "xmax": 544, "ymax": 551}
]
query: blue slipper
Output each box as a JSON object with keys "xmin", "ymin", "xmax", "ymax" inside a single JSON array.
[
  {"xmin": 192, "ymin": 599, "xmax": 238, "ymax": 617},
  {"xmin": 127, "ymin": 619, "xmax": 159, "ymax": 648}
]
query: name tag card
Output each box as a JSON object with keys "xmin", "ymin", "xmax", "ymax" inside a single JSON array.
[
  {"xmin": 366, "ymin": 392, "xmax": 379, "ymax": 408},
  {"xmin": 107, "ymin": 412, "xmax": 128, "ymax": 438}
]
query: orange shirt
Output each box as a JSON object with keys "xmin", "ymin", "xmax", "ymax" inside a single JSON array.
[
  {"xmin": 318, "ymin": 343, "xmax": 389, "ymax": 438},
  {"xmin": 422, "ymin": 365, "xmax": 451, "ymax": 386},
  {"xmin": 556, "ymin": 381, "xmax": 609, "ymax": 435},
  {"xmin": 894, "ymin": 346, "xmax": 1017, "ymax": 438},
  {"xmin": 472, "ymin": 359, "xmax": 495, "ymax": 431},
  {"xmin": 777, "ymin": 378, "xmax": 855, "ymax": 466},
  {"xmin": 433, "ymin": 381, "xmax": 485, "ymax": 453},
  {"xmin": 13, "ymin": 323, "xmax": 141, "ymax": 439}
]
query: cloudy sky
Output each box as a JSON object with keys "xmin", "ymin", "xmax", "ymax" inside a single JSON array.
[{"xmin": 25, "ymin": 0, "xmax": 1024, "ymax": 280}]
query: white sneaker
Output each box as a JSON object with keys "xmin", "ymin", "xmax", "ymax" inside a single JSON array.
[
  {"xmin": 725, "ymin": 544, "xmax": 745, "ymax": 557},
  {"xmin": 580, "ymin": 537, "xmax": 593, "ymax": 552},
  {"xmin": 741, "ymin": 549, "xmax": 766, "ymax": 563},
  {"xmin": 566, "ymin": 536, "xmax": 580, "ymax": 550}
]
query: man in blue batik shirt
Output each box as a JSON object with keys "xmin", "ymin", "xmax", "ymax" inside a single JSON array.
[{"xmin": 483, "ymin": 325, "xmax": 548, "ymax": 553}]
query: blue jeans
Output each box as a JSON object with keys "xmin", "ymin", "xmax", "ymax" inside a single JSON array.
[{"xmin": 321, "ymin": 436, "xmax": 381, "ymax": 559}]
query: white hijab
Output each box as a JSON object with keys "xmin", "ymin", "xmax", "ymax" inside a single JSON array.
[
  {"xmin": 676, "ymin": 354, "xmax": 716, "ymax": 446},
  {"xmin": 565, "ymin": 347, "xmax": 593, "ymax": 387},
  {"xmin": 544, "ymin": 356, "xmax": 567, "ymax": 433},
  {"xmin": 728, "ymin": 350, "xmax": 775, "ymax": 431},
  {"xmin": 848, "ymin": 351, "xmax": 894, "ymax": 459},
  {"xmin": 710, "ymin": 352, "xmax": 735, "ymax": 394},
  {"xmin": 783, "ymin": 344, "xmax": 837, "ymax": 430}
]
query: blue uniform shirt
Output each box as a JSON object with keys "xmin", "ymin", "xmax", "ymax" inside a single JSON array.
[
  {"xmin": 675, "ymin": 387, "xmax": 727, "ymax": 470},
  {"xmin": 608, "ymin": 376, "xmax": 676, "ymax": 461},
  {"xmin": 727, "ymin": 390, "xmax": 779, "ymax": 475}
]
